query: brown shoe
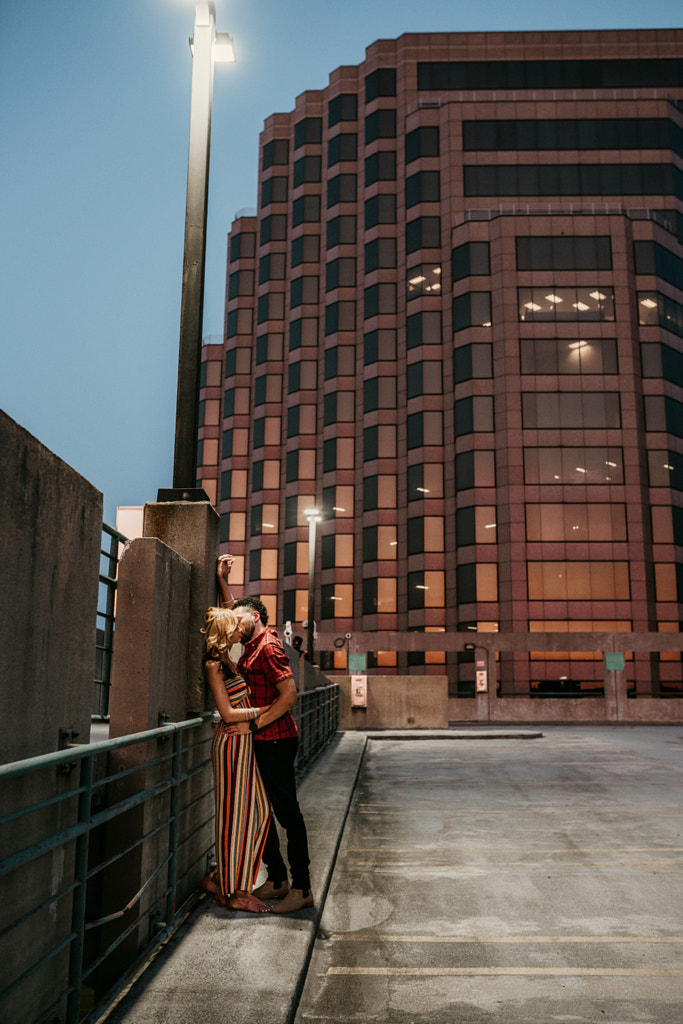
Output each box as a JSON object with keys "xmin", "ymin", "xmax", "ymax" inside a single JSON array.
[
  {"xmin": 252, "ymin": 879, "xmax": 290, "ymax": 901},
  {"xmin": 272, "ymin": 888, "xmax": 314, "ymax": 914}
]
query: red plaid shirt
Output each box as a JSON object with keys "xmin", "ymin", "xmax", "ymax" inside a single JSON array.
[{"xmin": 238, "ymin": 627, "xmax": 298, "ymax": 741}]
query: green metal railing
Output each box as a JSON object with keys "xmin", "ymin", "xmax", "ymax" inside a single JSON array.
[
  {"xmin": 0, "ymin": 684, "xmax": 339, "ymax": 1024},
  {"xmin": 93, "ymin": 523, "xmax": 128, "ymax": 720}
]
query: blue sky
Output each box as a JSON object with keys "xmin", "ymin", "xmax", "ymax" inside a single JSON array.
[{"xmin": 1, "ymin": 0, "xmax": 681, "ymax": 521}]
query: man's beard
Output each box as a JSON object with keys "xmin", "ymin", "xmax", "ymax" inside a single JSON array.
[{"xmin": 239, "ymin": 619, "xmax": 256, "ymax": 642}]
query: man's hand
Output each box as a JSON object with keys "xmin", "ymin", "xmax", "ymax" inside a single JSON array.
[{"xmin": 223, "ymin": 721, "xmax": 250, "ymax": 737}]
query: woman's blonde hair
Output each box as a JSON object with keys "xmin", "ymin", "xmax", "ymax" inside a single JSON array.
[{"xmin": 201, "ymin": 606, "xmax": 239, "ymax": 659}]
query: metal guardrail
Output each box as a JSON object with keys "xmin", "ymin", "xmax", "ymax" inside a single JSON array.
[
  {"xmin": 0, "ymin": 685, "xmax": 339, "ymax": 1024},
  {"xmin": 93, "ymin": 523, "xmax": 128, "ymax": 720},
  {"xmin": 293, "ymin": 683, "xmax": 340, "ymax": 775},
  {"xmin": 0, "ymin": 716, "xmax": 214, "ymax": 1024}
]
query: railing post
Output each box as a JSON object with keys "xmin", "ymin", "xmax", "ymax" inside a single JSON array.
[
  {"xmin": 165, "ymin": 729, "xmax": 182, "ymax": 929},
  {"xmin": 66, "ymin": 754, "xmax": 94, "ymax": 1024}
]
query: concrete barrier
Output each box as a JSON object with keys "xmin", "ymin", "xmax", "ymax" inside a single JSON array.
[{"xmin": 335, "ymin": 675, "xmax": 449, "ymax": 730}]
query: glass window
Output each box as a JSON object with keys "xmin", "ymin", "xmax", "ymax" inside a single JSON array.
[
  {"xmin": 526, "ymin": 504, "xmax": 627, "ymax": 542},
  {"xmin": 365, "ymin": 194, "xmax": 397, "ymax": 228},
  {"xmin": 456, "ymin": 506, "xmax": 497, "ymax": 545},
  {"xmin": 407, "ymin": 463, "xmax": 444, "ymax": 500},
  {"xmin": 328, "ymin": 133, "xmax": 357, "ymax": 166},
  {"xmin": 365, "ymin": 238, "xmax": 397, "ymax": 273},
  {"xmin": 406, "ymin": 310, "xmax": 442, "ymax": 349},
  {"xmin": 648, "ymin": 450, "xmax": 683, "ymax": 489},
  {"xmin": 294, "ymin": 117, "xmax": 322, "ymax": 148},
  {"xmin": 327, "ymin": 173, "xmax": 357, "ymax": 208},
  {"xmin": 321, "ymin": 583, "xmax": 353, "ymax": 619},
  {"xmin": 520, "ymin": 338, "xmax": 618, "ymax": 374},
  {"xmin": 464, "ymin": 163, "xmax": 674, "ymax": 197},
  {"xmin": 255, "ymin": 334, "xmax": 283, "ymax": 365},
  {"xmin": 519, "ymin": 286, "xmax": 615, "ymax": 322},
  {"xmin": 362, "ymin": 474, "xmax": 397, "ymax": 509},
  {"xmin": 324, "ymin": 345, "xmax": 355, "ymax": 378},
  {"xmin": 406, "ymin": 170, "xmax": 440, "ymax": 207},
  {"xmin": 527, "ymin": 562, "xmax": 630, "ymax": 601},
  {"xmin": 363, "ymin": 525, "xmax": 398, "ymax": 561},
  {"xmin": 452, "ymin": 241, "xmax": 490, "ymax": 282},
  {"xmin": 454, "ymin": 343, "xmax": 493, "ymax": 382},
  {"xmin": 364, "ymin": 283, "xmax": 397, "ymax": 319},
  {"xmin": 522, "ymin": 392, "xmax": 621, "ymax": 430},
  {"xmin": 420, "ymin": 58, "xmax": 683, "ymax": 92},
  {"xmin": 365, "ymin": 109, "xmax": 397, "ymax": 144},
  {"xmin": 327, "ymin": 215, "xmax": 356, "ymax": 249},
  {"xmin": 407, "ymin": 411, "xmax": 443, "ymax": 449},
  {"xmin": 289, "ymin": 317, "xmax": 318, "ymax": 350},
  {"xmin": 261, "ymin": 176, "xmax": 288, "ymax": 208},
  {"xmin": 262, "ymin": 138, "xmax": 289, "ymax": 169},
  {"xmin": 291, "ymin": 235, "xmax": 320, "ymax": 267},
  {"xmin": 524, "ymin": 447, "xmax": 624, "ymax": 485},
  {"xmin": 325, "ymin": 300, "xmax": 356, "ymax": 335},
  {"xmin": 455, "ymin": 450, "xmax": 496, "ymax": 490},
  {"xmin": 284, "ymin": 493, "xmax": 315, "ymax": 529},
  {"xmin": 363, "ymin": 425, "xmax": 397, "ymax": 460},
  {"xmin": 290, "ymin": 275, "xmax": 319, "ymax": 308},
  {"xmin": 365, "ymin": 151, "xmax": 396, "ymax": 185},
  {"xmin": 229, "ymin": 231, "xmax": 256, "ymax": 262},
  {"xmin": 292, "ymin": 195, "xmax": 321, "ymax": 226},
  {"xmin": 326, "ymin": 257, "xmax": 356, "ymax": 291},
  {"xmin": 362, "ymin": 577, "xmax": 397, "ymax": 614},
  {"xmin": 516, "ymin": 236, "xmax": 612, "ymax": 271},
  {"xmin": 259, "ymin": 253, "xmax": 286, "ymax": 284},
  {"xmin": 408, "ymin": 570, "xmax": 446, "ymax": 609},
  {"xmin": 407, "ymin": 263, "xmax": 442, "ymax": 299},
  {"xmin": 453, "ymin": 292, "xmax": 492, "ymax": 331},
  {"xmin": 454, "ymin": 396, "xmax": 494, "ymax": 436},
  {"xmin": 406, "ymin": 361, "xmax": 443, "ymax": 398},
  {"xmin": 228, "ymin": 270, "xmax": 254, "ymax": 299},
  {"xmin": 462, "ymin": 117, "xmax": 679, "ymax": 152},
  {"xmin": 406, "ymin": 217, "xmax": 441, "ymax": 254},
  {"xmin": 329, "ymin": 93, "xmax": 358, "ymax": 127},
  {"xmin": 293, "ymin": 156, "xmax": 321, "ymax": 186},
  {"xmin": 364, "ymin": 376, "xmax": 397, "ymax": 411},
  {"xmin": 288, "ymin": 359, "xmax": 316, "ymax": 392},
  {"xmin": 365, "ymin": 68, "xmax": 396, "ymax": 101},
  {"xmin": 260, "ymin": 214, "xmax": 287, "ymax": 244},
  {"xmin": 364, "ymin": 329, "xmax": 397, "ymax": 363},
  {"xmin": 405, "ymin": 125, "xmax": 440, "ymax": 163}
]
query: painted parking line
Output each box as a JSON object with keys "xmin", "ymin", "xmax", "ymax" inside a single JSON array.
[
  {"xmin": 326, "ymin": 967, "xmax": 683, "ymax": 977},
  {"xmin": 328, "ymin": 934, "xmax": 683, "ymax": 944},
  {"xmin": 352, "ymin": 859, "xmax": 683, "ymax": 868}
]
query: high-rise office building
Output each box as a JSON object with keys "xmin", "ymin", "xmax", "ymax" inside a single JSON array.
[{"xmin": 198, "ymin": 28, "xmax": 683, "ymax": 705}]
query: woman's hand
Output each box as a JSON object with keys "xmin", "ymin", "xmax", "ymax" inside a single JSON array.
[{"xmin": 217, "ymin": 554, "xmax": 234, "ymax": 580}]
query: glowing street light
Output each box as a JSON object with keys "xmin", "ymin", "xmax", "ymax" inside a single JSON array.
[{"xmin": 173, "ymin": 2, "xmax": 235, "ymax": 490}]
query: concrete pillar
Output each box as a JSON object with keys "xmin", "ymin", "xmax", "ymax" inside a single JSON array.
[
  {"xmin": 0, "ymin": 410, "xmax": 102, "ymax": 762},
  {"xmin": 108, "ymin": 538, "xmax": 192, "ymax": 736},
  {"xmin": 142, "ymin": 501, "xmax": 220, "ymax": 713}
]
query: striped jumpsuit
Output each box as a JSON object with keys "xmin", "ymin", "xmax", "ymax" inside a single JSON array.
[{"xmin": 211, "ymin": 670, "xmax": 271, "ymax": 896}]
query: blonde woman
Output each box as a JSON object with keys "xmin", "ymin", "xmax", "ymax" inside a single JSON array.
[{"xmin": 200, "ymin": 606, "xmax": 273, "ymax": 913}]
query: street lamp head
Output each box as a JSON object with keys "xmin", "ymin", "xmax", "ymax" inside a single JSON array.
[
  {"xmin": 213, "ymin": 33, "xmax": 236, "ymax": 62},
  {"xmin": 304, "ymin": 508, "xmax": 322, "ymax": 523}
]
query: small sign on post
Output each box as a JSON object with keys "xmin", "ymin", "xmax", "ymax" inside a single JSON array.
[
  {"xmin": 351, "ymin": 674, "xmax": 367, "ymax": 707},
  {"xmin": 605, "ymin": 652, "xmax": 625, "ymax": 672},
  {"xmin": 348, "ymin": 652, "xmax": 367, "ymax": 672},
  {"xmin": 476, "ymin": 670, "xmax": 488, "ymax": 693}
]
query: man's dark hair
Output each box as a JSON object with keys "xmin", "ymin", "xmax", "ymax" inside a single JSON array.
[{"xmin": 233, "ymin": 595, "xmax": 269, "ymax": 625}]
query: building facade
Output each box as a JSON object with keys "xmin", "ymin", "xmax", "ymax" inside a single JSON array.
[{"xmin": 198, "ymin": 29, "xmax": 683, "ymax": 704}]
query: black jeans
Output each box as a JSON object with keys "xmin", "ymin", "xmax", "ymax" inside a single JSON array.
[{"xmin": 254, "ymin": 737, "xmax": 311, "ymax": 891}]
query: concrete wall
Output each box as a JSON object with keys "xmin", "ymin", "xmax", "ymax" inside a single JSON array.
[
  {"xmin": 0, "ymin": 410, "xmax": 102, "ymax": 764},
  {"xmin": 336, "ymin": 675, "xmax": 449, "ymax": 730}
]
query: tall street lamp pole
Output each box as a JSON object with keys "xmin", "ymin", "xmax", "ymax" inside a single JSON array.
[
  {"xmin": 173, "ymin": 2, "xmax": 234, "ymax": 490},
  {"xmin": 304, "ymin": 508, "xmax": 322, "ymax": 665}
]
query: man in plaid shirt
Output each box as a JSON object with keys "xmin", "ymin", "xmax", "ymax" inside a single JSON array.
[{"xmin": 227, "ymin": 594, "xmax": 313, "ymax": 914}]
